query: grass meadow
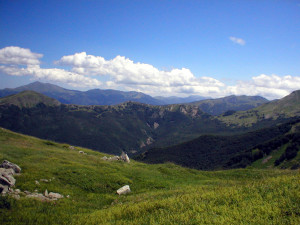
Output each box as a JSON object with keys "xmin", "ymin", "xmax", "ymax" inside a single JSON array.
[{"xmin": 0, "ymin": 127, "xmax": 299, "ymax": 224}]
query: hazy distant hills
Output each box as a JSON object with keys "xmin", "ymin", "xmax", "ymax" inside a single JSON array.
[
  {"xmin": 155, "ymin": 95, "xmax": 209, "ymax": 104},
  {"xmin": 0, "ymin": 81, "xmax": 162, "ymax": 105},
  {"xmin": 189, "ymin": 95, "xmax": 269, "ymax": 116},
  {"xmin": 0, "ymin": 82, "xmax": 268, "ymax": 114}
]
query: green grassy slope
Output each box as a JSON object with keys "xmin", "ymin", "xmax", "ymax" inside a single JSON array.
[
  {"xmin": 0, "ymin": 128, "xmax": 299, "ymax": 224},
  {"xmin": 219, "ymin": 90, "xmax": 300, "ymax": 126}
]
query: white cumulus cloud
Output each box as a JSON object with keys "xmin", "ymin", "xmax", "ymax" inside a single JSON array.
[
  {"xmin": 229, "ymin": 36, "xmax": 246, "ymax": 46},
  {"xmin": 0, "ymin": 46, "xmax": 43, "ymax": 65},
  {"xmin": 57, "ymin": 52, "xmax": 225, "ymax": 96},
  {"xmin": 225, "ymin": 74, "xmax": 300, "ymax": 99},
  {"xmin": 1, "ymin": 46, "xmax": 299, "ymax": 99},
  {"xmin": 0, "ymin": 46, "xmax": 101, "ymax": 87}
]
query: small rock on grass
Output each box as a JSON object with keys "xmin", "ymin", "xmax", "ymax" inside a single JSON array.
[{"xmin": 116, "ymin": 185, "xmax": 131, "ymax": 195}]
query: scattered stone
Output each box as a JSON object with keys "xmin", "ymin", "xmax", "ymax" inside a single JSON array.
[
  {"xmin": 26, "ymin": 193, "xmax": 48, "ymax": 201},
  {"xmin": 44, "ymin": 189, "xmax": 48, "ymax": 197},
  {"xmin": 48, "ymin": 192, "xmax": 64, "ymax": 200},
  {"xmin": 0, "ymin": 171, "xmax": 16, "ymax": 187},
  {"xmin": 24, "ymin": 190, "xmax": 31, "ymax": 195},
  {"xmin": 109, "ymin": 156, "xmax": 120, "ymax": 161},
  {"xmin": 153, "ymin": 122, "xmax": 159, "ymax": 129},
  {"xmin": 146, "ymin": 137, "xmax": 154, "ymax": 145},
  {"xmin": 120, "ymin": 152, "xmax": 130, "ymax": 163},
  {"xmin": 116, "ymin": 185, "xmax": 131, "ymax": 195},
  {"xmin": 0, "ymin": 184, "xmax": 9, "ymax": 194},
  {"xmin": 103, "ymin": 153, "xmax": 130, "ymax": 163},
  {"xmin": 35, "ymin": 180, "xmax": 40, "ymax": 185},
  {"xmin": 0, "ymin": 160, "xmax": 21, "ymax": 173},
  {"xmin": 66, "ymin": 195, "xmax": 70, "ymax": 198},
  {"xmin": 69, "ymin": 146, "xmax": 75, "ymax": 150},
  {"xmin": 15, "ymin": 189, "xmax": 21, "ymax": 194},
  {"xmin": 0, "ymin": 168, "xmax": 15, "ymax": 176},
  {"xmin": 40, "ymin": 179, "xmax": 49, "ymax": 182}
]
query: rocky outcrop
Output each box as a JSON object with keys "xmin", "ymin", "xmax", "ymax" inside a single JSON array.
[
  {"xmin": 0, "ymin": 160, "xmax": 64, "ymax": 201},
  {"xmin": 25, "ymin": 190, "xmax": 64, "ymax": 201},
  {"xmin": 0, "ymin": 160, "xmax": 21, "ymax": 173},
  {"xmin": 116, "ymin": 185, "xmax": 131, "ymax": 195},
  {"xmin": 102, "ymin": 152, "xmax": 130, "ymax": 163},
  {"xmin": 120, "ymin": 152, "xmax": 130, "ymax": 163},
  {"xmin": 0, "ymin": 160, "xmax": 21, "ymax": 195}
]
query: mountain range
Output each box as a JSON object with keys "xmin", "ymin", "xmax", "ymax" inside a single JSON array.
[
  {"xmin": 0, "ymin": 81, "xmax": 268, "ymax": 115},
  {"xmin": 0, "ymin": 83, "xmax": 300, "ymax": 169}
]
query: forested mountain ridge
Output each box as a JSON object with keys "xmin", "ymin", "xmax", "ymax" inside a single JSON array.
[
  {"xmin": 0, "ymin": 91, "xmax": 230, "ymax": 154},
  {"xmin": 0, "ymin": 82, "xmax": 269, "ymax": 112},
  {"xmin": 135, "ymin": 119, "xmax": 300, "ymax": 170},
  {"xmin": 0, "ymin": 89, "xmax": 299, "ymax": 157}
]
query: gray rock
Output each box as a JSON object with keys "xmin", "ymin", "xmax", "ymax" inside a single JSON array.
[
  {"xmin": 48, "ymin": 192, "xmax": 64, "ymax": 199},
  {"xmin": 0, "ymin": 160, "xmax": 21, "ymax": 173},
  {"xmin": 109, "ymin": 156, "xmax": 120, "ymax": 161},
  {"xmin": 0, "ymin": 168, "xmax": 15, "ymax": 176},
  {"xmin": 0, "ymin": 172, "xmax": 15, "ymax": 187},
  {"xmin": 26, "ymin": 193, "xmax": 48, "ymax": 201},
  {"xmin": 44, "ymin": 189, "xmax": 48, "ymax": 197},
  {"xmin": 116, "ymin": 185, "xmax": 131, "ymax": 195},
  {"xmin": 40, "ymin": 179, "xmax": 49, "ymax": 182},
  {"xmin": 0, "ymin": 184, "xmax": 9, "ymax": 194},
  {"xmin": 102, "ymin": 156, "xmax": 108, "ymax": 160},
  {"xmin": 120, "ymin": 152, "xmax": 130, "ymax": 163}
]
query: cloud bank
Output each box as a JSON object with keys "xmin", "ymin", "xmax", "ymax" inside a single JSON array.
[{"xmin": 1, "ymin": 46, "xmax": 299, "ymax": 99}]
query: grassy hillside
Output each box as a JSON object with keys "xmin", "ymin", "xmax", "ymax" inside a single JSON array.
[
  {"xmin": 219, "ymin": 90, "xmax": 300, "ymax": 126},
  {"xmin": 0, "ymin": 128, "xmax": 299, "ymax": 224}
]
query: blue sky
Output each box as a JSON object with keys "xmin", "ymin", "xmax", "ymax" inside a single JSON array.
[{"xmin": 0, "ymin": 0, "xmax": 299, "ymax": 99}]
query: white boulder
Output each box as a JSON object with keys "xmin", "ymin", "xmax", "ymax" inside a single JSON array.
[{"xmin": 116, "ymin": 185, "xmax": 131, "ymax": 195}]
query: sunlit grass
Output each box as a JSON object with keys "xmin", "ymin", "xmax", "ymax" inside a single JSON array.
[{"xmin": 0, "ymin": 127, "xmax": 299, "ymax": 225}]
